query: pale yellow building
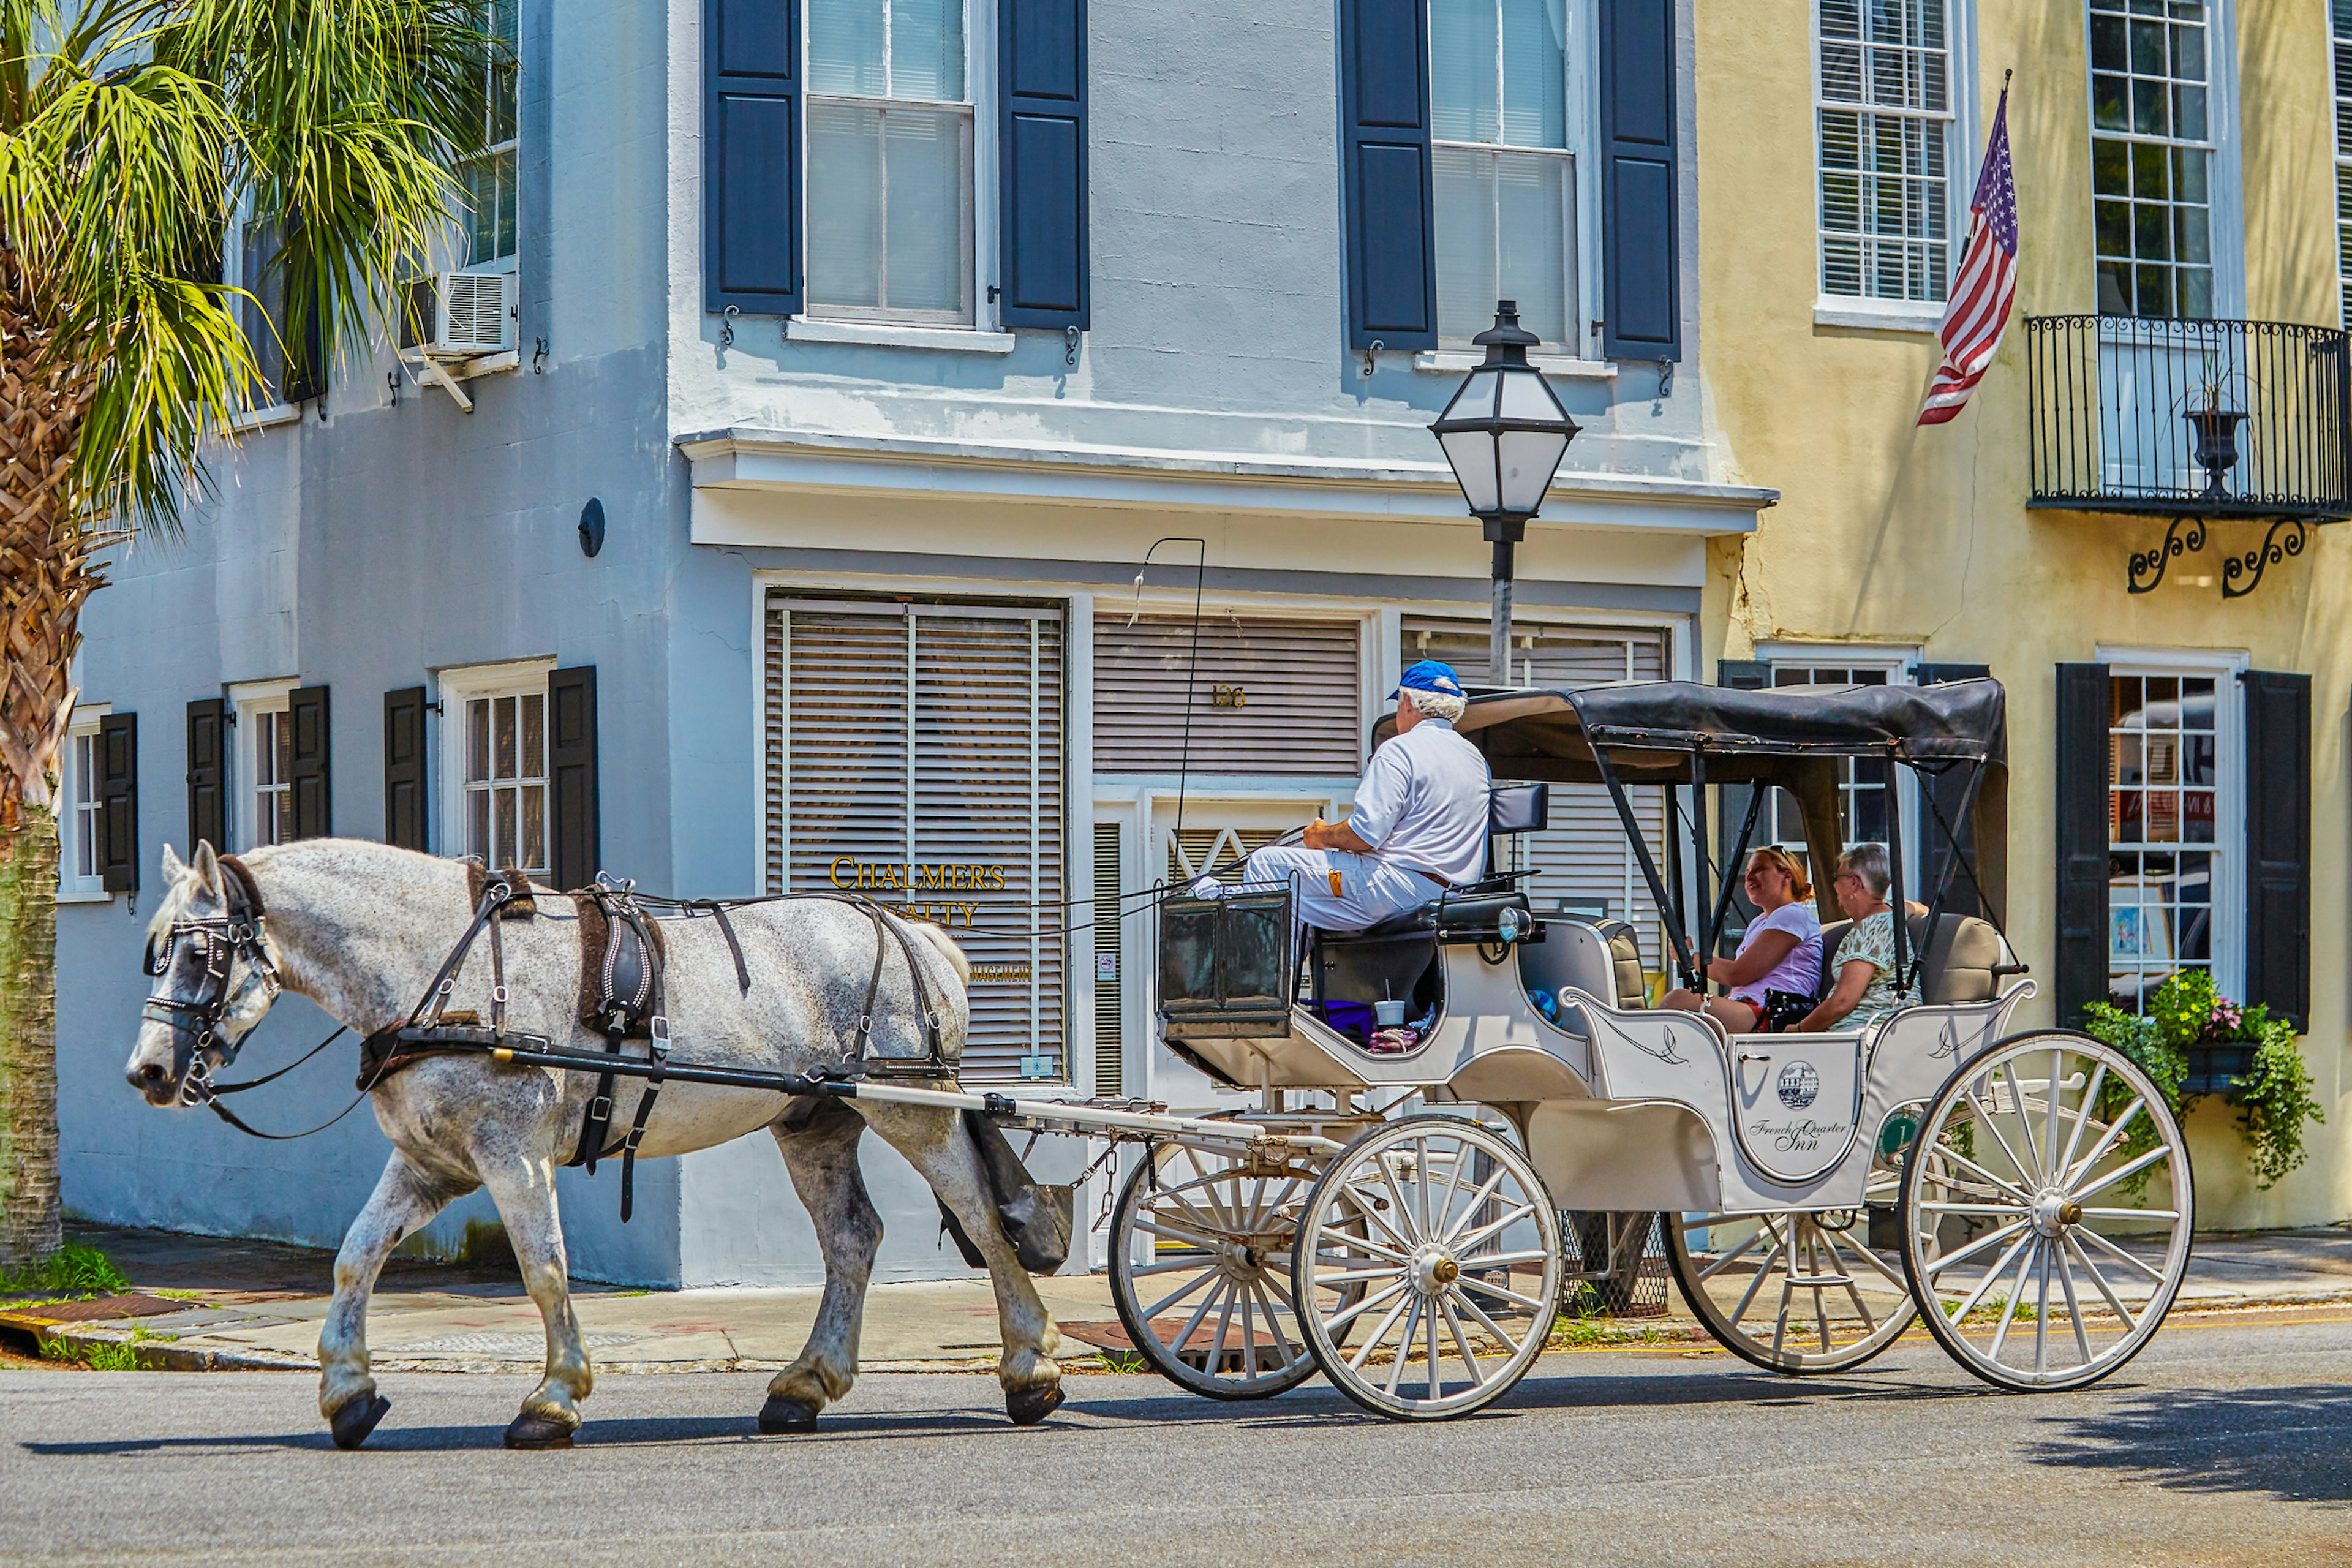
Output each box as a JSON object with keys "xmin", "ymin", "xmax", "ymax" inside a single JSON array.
[{"xmin": 1694, "ymin": 0, "xmax": 2350, "ymax": 1227}]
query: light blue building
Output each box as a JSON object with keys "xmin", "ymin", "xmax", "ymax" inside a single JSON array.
[{"xmin": 56, "ymin": 0, "xmax": 1768, "ymax": 1285}]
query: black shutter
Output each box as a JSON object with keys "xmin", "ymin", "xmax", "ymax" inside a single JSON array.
[
  {"xmin": 2243, "ymin": 670, "xmax": 2311, "ymax": 1030},
  {"xmin": 1339, "ymin": 0, "xmax": 1436, "ymax": 350},
  {"xmin": 2053, "ymin": 663, "xmax": 2111, "ymax": 1026},
  {"xmin": 1597, "ymin": 0, "xmax": 1681, "ymax": 361},
  {"xmin": 549, "ymin": 666, "xmax": 600, "ymax": 889},
  {"xmin": 1916, "ymin": 663, "xmax": 1992, "ymax": 920},
  {"xmin": 999, "ymin": 0, "xmax": 1088, "ymax": 329},
  {"xmin": 703, "ymin": 0, "xmax": 802, "ymax": 317},
  {"xmin": 1714, "ymin": 660, "xmax": 1771, "ymax": 930},
  {"xmin": 186, "ymin": 699, "xmax": 227, "ymax": 854},
  {"xmin": 98, "ymin": 712, "xmax": 138, "ymax": 894},
  {"xmin": 288, "ymin": 685, "xmax": 331, "ymax": 840},
  {"xmin": 384, "ymin": 687, "xmax": 429, "ymax": 852}
]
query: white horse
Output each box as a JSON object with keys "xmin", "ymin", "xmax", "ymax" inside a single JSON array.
[{"xmin": 123, "ymin": 839, "xmax": 1063, "ymax": 1449}]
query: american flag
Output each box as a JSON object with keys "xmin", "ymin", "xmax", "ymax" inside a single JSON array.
[{"xmin": 1918, "ymin": 89, "xmax": 2019, "ymax": 426}]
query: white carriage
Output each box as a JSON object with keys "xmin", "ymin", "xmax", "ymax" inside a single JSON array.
[{"xmin": 1091, "ymin": 677, "xmax": 2195, "ymax": 1419}]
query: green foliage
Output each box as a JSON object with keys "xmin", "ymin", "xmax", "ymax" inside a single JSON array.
[
  {"xmin": 38, "ymin": 1333, "xmax": 140, "ymax": 1370},
  {"xmin": 0, "ymin": 0, "xmax": 494, "ymax": 533},
  {"xmin": 0, "ymin": 1242, "xmax": 130, "ymax": 1298},
  {"xmin": 2083, "ymin": 973, "xmax": 2324, "ymax": 1193}
]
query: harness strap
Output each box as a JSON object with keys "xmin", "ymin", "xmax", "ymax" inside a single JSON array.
[
  {"xmin": 685, "ymin": 900, "xmax": 753, "ymax": 995},
  {"xmin": 614, "ymin": 898, "xmax": 671, "ymax": 1223}
]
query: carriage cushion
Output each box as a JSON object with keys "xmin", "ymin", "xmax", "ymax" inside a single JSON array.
[
  {"xmin": 1814, "ymin": 913, "xmax": 2003, "ymax": 1006},
  {"xmin": 1600, "ymin": 920, "xmax": 1648, "ymax": 1009},
  {"xmin": 1342, "ymin": 881, "xmax": 1534, "ymax": 944}
]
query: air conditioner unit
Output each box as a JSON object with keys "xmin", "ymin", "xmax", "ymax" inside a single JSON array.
[{"xmin": 402, "ymin": 270, "xmax": 515, "ymax": 357}]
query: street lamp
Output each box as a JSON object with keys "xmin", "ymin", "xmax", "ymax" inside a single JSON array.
[{"xmin": 1429, "ymin": 300, "xmax": 1580, "ymax": 685}]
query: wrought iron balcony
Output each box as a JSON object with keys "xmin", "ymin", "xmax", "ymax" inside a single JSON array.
[{"xmin": 2024, "ymin": 315, "xmax": 2351, "ymax": 594}]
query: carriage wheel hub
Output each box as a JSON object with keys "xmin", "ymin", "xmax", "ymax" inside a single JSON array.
[
  {"xmin": 1412, "ymin": 1250, "xmax": 1460, "ymax": 1293},
  {"xmin": 2030, "ymin": 1190, "xmax": 2079, "ymax": 1237}
]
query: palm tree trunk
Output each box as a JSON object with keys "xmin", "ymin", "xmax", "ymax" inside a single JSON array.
[{"xmin": 0, "ymin": 256, "xmax": 100, "ymax": 1269}]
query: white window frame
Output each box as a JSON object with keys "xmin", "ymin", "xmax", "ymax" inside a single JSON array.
[
  {"xmin": 799, "ymin": 0, "xmax": 992, "ymax": 331},
  {"xmin": 436, "ymin": 657, "xmax": 557, "ymax": 876},
  {"xmin": 57, "ymin": 703, "xmax": 111, "ymax": 903},
  {"xmin": 458, "ymin": 0, "xmax": 521, "ymax": 276},
  {"xmin": 1754, "ymin": 644, "xmax": 1923, "ymax": 899},
  {"xmin": 222, "ymin": 200, "xmax": 304, "ymax": 430},
  {"xmin": 1811, "ymin": 0, "xmax": 1979, "ymax": 331},
  {"xmin": 2335, "ymin": 1, "xmax": 2351, "ymax": 328},
  {"xmin": 2094, "ymin": 643, "xmax": 2247, "ymax": 1006},
  {"xmin": 228, "ymin": 677, "xmax": 299, "ymax": 853},
  {"xmin": 1425, "ymin": 0, "xmax": 1601, "ymax": 358},
  {"xmin": 2082, "ymin": 0, "xmax": 2245, "ymax": 321}
]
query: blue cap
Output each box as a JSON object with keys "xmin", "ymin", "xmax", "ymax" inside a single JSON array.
[{"xmin": 1389, "ymin": 660, "xmax": 1466, "ymax": 700}]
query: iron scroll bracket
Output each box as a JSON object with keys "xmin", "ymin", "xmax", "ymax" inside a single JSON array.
[
  {"xmin": 2127, "ymin": 514, "xmax": 2204, "ymax": 594},
  {"xmin": 2221, "ymin": 516, "xmax": 2307, "ymax": 598}
]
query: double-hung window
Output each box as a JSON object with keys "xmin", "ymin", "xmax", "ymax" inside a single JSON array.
[
  {"xmin": 2105, "ymin": 666, "xmax": 2230, "ymax": 1010},
  {"xmin": 225, "ymin": 207, "xmax": 320, "ymax": 411},
  {"xmin": 457, "ymin": 0, "xmax": 519, "ymax": 271},
  {"xmin": 465, "ymin": 689, "xmax": 549, "ymax": 876},
  {"xmin": 2089, "ymin": 0, "xmax": 2214, "ymax": 319},
  {"xmin": 2334, "ymin": 1, "xmax": 2351, "ymax": 326},
  {"xmin": 806, "ymin": 0, "xmax": 976, "ymax": 323},
  {"xmin": 1430, "ymin": 0, "xmax": 1583, "ymax": 350},
  {"xmin": 58, "ymin": 707, "xmax": 110, "ymax": 902},
  {"xmin": 1815, "ymin": 0, "xmax": 1956, "ymax": 303},
  {"xmin": 229, "ymin": 681, "xmax": 297, "ymax": 849}
]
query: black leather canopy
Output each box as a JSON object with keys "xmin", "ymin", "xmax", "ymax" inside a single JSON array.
[{"xmin": 1373, "ymin": 678, "xmax": 2006, "ymax": 788}]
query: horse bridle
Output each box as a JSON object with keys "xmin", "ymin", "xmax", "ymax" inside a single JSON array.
[{"xmin": 141, "ymin": 856, "xmax": 281, "ymax": 1106}]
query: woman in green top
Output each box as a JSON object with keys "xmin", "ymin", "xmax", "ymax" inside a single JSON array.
[{"xmin": 1795, "ymin": 842, "xmax": 1912, "ymax": 1033}]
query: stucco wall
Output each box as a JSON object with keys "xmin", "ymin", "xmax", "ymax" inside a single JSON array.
[{"xmin": 1694, "ymin": 0, "xmax": 2350, "ymax": 1226}]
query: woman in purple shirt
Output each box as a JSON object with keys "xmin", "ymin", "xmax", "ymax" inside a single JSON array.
[{"xmin": 1662, "ymin": 847, "xmax": 1823, "ymax": 1033}]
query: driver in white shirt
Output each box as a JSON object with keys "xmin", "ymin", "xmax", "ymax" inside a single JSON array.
[{"xmin": 1199, "ymin": 661, "xmax": 1493, "ymax": 940}]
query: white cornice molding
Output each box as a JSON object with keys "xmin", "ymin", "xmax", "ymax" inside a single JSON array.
[{"xmin": 674, "ymin": 428, "xmax": 1777, "ymax": 535}]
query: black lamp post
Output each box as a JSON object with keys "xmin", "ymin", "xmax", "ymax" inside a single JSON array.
[{"xmin": 1429, "ymin": 301, "xmax": 1581, "ymax": 686}]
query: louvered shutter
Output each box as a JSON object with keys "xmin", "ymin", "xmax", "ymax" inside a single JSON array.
[
  {"xmin": 1915, "ymin": 663, "xmax": 1993, "ymax": 921},
  {"xmin": 769, "ymin": 599, "xmax": 1066, "ymax": 1082},
  {"xmin": 1093, "ymin": 616, "xmax": 1363, "ymax": 775},
  {"xmin": 1403, "ymin": 620, "xmax": 1671, "ymax": 968},
  {"xmin": 1000, "ymin": 0, "xmax": 1088, "ymax": 328},
  {"xmin": 549, "ymin": 666, "xmax": 600, "ymax": 889},
  {"xmin": 288, "ymin": 685, "xmax": 331, "ymax": 840},
  {"xmin": 1091, "ymin": 822, "xmax": 1121, "ymax": 1096},
  {"xmin": 1339, "ymin": 0, "xmax": 1437, "ymax": 349},
  {"xmin": 2242, "ymin": 669, "xmax": 2310, "ymax": 1029},
  {"xmin": 186, "ymin": 699, "xmax": 227, "ymax": 854},
  {"xmin": 99, "ymin": 712, "xmax": 138, "ymax": 894},
  {"xmin": 2054, "ymin": 663, "xmax": 2112, "ymax": 1025},
  {"xmin": 383, "ymin": 686, "xmax": 429, "ymax": 851},
  {"xmin": 704, "ymin": 0, "xmax": 802, "ymax": 315},
  {"xmin": 1597, "ymin": 0, "xmax": 1681, "ymax": 360}
]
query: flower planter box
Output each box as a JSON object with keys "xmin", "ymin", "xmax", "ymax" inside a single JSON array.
[{"xmin": 2183, "ymin": 1042, "xmax": 2261, "ymax": 1098}]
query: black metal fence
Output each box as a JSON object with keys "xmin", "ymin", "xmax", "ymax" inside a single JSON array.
[{"xmin": 2025, "ymin": 315, "xmax": 2352, "ymax": 519}]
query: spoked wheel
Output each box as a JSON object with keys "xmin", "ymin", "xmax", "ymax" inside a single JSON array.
[
  {"xmin": 1665, "ymin": 1187, "xmax": 1918, "ymax": 1374},
  {"xmin": 1109, "ymin": 1140, "xmax": 1332, "ymax": 1399},
  {"xmin": 1900, "ymin": 1030, "xmax": 2194, "ymax": 1392},
  {"xmin": 1292, "ymin": 1115, "xmax": 1563, "ymax": 1420}
]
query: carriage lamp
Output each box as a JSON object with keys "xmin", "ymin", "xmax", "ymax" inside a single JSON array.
[{"xmin": 1430, "ymin": 302, "xmax": 1580, "ymax": 685}]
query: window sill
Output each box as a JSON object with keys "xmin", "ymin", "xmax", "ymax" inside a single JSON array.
[
  {"xmin": 56, "ymin": 887, "xmax": 112, "ymax": 905},
  {"xmin": 1412, "ymin": 350, "xmax": 1617, "ymax": 379},
  {"xmin": 1814, "ymin": 300, "xmax": 1946, "ymax": 334},
  {"xmin": 787, "ymin": 316, "xmax": 1016, "ymax": 354},
  {"xmin": 399, "ymin": 347, "xmax": 519, "ymax": 382},
  {"xmin": 225, "ymin": 405, "xmax": 301, "ymax": 434}
]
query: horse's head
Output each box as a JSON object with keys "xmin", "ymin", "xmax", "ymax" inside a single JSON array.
[{"xmin": 125, "ymin": 843, "xmax": 285, "ymax": 1107}]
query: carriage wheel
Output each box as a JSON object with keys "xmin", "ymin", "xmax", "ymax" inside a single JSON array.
[
  {"xmin": 1665, "ymin": 1183, "xmax": 1918, "ymax": 1374},
  {"xmin": 1292, "ymin": 1115, "xmax": 1563, "ymax": 1420},
  {"xmin": 1899, "ymin": 1030, "xmax": 2193, "ymax": 1392},
  {"xmin": 1109, "ymin": 1139, "xmax": 1332, "ymax": 1399}
]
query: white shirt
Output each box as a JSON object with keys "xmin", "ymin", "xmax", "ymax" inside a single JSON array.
[{"xmin": 1346, "ymin": 717, "xmax": 1492, "ymax": 887}]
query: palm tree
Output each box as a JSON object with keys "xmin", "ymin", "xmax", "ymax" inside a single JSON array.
[{"xmin": 0, "ymin": 0, "xmax": 486, "ymax": 1266}]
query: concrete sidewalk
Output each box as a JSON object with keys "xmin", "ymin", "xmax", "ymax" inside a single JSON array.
[{"xmin": 7, "ymin": 1219, "xmax": 2350, "ymax": 1375}]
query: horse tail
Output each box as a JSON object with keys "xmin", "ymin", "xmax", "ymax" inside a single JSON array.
[{"xmin": 906, "ymin": 919, "xmax": 971, "ymax": 989}]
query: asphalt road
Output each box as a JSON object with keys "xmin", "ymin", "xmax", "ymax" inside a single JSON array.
[{"xmin": 4, "ymin": 1313, "xmax": 2349, "ymax": 1567}]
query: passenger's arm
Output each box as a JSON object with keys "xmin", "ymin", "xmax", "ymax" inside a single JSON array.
[
  {"xmin": 1793, "ymin": 958, "xmax": 1875, "ymax": 1033},
  {"xmin": 1303, "ymin": 818, "xmax": 1375, "ymax": 853},
  {"xmin": 1705, "ymin": 929, "xmax": 1798, "ymax": 989}
]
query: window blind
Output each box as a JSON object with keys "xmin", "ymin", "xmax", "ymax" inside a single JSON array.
[{"xmin": 1093, "ymin": 614, "xmax": 1363, "ymax": 775}]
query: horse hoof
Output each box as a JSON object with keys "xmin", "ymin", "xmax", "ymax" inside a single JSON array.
[
  {"xmin": 328, "ymin": 1393, "xmax": 391, "ymax": 1451},
  {"xmin": 758, "ymin": 1395, "xmax": 820, "ymax": 1434},
  {"xmin": 1006, "ymin": 1383, "xmax": 1065, "ymax": 1427},
  {"xmin": 503, "ymin": 1412, "xmax": 578, "ymax": 1450}
]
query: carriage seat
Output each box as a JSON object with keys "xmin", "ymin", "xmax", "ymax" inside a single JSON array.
[
  {"xmin": 1309, "ymin": 880, "xmax": 1538, "ymax": 1023},
  {"xmin": 1816, "ymin": 911, "xmax": 2005, "ymax": 1006}
]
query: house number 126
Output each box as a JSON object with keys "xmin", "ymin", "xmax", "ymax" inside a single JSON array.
[{"xmin": 1210, "ymin": 685, "xmax": 1248, "ymax": 707}]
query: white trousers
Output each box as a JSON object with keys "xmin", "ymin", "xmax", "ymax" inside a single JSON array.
[{"xmin": 1234, "ymin": 845, "xmax": 1444, "ymax": 940}]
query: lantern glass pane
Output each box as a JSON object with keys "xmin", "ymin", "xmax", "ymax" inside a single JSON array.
[
  {"xmin": 1441, "ymin": 366, "xmax": 1503, "ymax": 423},
  {"xmin": 1496, "ymin": 366, "xmax": 1560, "ymax": 420},
  {"xmin": 1496, "ymin": 427, "xmax": 1569, "ymax": 511},
  {"xmin": 1440, "ymin": 428, "xmax": 1503, "ymax": 513}
]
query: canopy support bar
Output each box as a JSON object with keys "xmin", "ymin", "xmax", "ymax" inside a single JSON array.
[
  {"xmin": 1703, "ymin": 780, "xmax": 1768, "ymax": 987},
  {"xmin": 1885, "ymin": 744, "xmax": 1911, "ymax": 993},
  {"xmin": 1591, "ymin": 742, "xmax": 1698, "ymax": 989},
  {"xmin": 1689, "ymin": 747, "xmax": 1711, "ymax": 984}
]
